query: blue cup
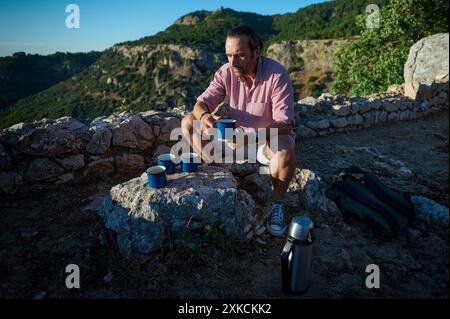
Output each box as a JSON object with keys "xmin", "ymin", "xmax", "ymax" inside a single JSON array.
[
  {"xmin": 216, "ymin": 118, "xmax": 237, "ymax": 140},
  {"xmin": 146, "ymin": 166, "xmax": 167, "ymax": 188},
  {"xmin": 157, "ymin": 153, "xmax": 176, "ymax": 174},
  {"xmin": 180, "ymin": 152, "xmax": 200, "ymax": 172}
]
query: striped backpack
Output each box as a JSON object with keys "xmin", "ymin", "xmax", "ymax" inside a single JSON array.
[{"xmin": 325, "ymin": 166, "xmax": 415, "ymax": 239}]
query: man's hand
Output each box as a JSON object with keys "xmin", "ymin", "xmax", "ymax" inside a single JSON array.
[{"xmin": 201, "ymin": 113, "xmax": 222, "ymax": 131}]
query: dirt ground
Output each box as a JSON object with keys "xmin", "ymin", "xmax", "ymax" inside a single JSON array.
[{"xmin": 0, "ymin": 110, "xmax": 448, "ymax": 299}]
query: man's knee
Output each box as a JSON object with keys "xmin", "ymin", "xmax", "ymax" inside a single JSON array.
[{"xmin": 269, "ymin": 135, "xmax": 295, "ymax": 156}]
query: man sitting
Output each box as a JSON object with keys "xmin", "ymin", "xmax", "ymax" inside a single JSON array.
[{"xmin": 181, "ymin": 26, "xmax": 296, "ymax": 236}]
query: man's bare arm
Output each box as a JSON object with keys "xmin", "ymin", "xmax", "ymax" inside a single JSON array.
[
  {"xmin": 192, "ymin": 101, "xmax": 222, "ymax": 129},
  {"xmin": 192, "ymin": 101, "xmax": 210, "ymax": 120}
]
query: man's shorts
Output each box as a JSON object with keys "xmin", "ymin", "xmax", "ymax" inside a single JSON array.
[{"xmin": 256, "ymin": 133, "xmax": 296, "ymax": 166}]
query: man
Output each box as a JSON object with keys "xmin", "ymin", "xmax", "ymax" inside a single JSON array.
[{"xmin": 181, "ymin": 26, "xmax": 296, "ymax": 236}]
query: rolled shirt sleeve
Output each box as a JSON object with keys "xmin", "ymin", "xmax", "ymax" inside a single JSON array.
[
  {"xmin": 197, "ymin": 67, "xmax": 226, "ymax": 113},
  {"xmin": 271, "ymin": 71, "xmax": 295, "ymax": 125}
]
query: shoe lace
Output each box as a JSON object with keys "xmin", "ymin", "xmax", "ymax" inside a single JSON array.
[{"xmin": 269, "ymin": 203, "xmax": 285, "ymax": 227}]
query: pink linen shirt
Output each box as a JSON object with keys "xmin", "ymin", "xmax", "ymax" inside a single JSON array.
[{"xmin": 197, "ymin": 56, "xmax": 295, "ymax": 141}]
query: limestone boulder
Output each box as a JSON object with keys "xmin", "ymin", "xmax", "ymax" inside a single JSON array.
[
  {"xmin": 99, "ymin": 165, "xmax": 254, "ymax": 261},
  {"xmin": 404, "ymin": 33, "xmax": 449, "ymax": 100}
]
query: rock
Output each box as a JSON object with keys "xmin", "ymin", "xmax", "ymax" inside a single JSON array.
[
  {"xmin": 112, "ymin": 116, "xmax": 155, "ymax": 150},
  {"xmin": 330, "ymin": 117, "xmax": 348, "ymax": 128},
  {"xmin": 174, "ymin": 13, "xmax": 202, "ymax": 26},
  {"xmin": 358, "ymin": 101, "xmax": 371, "ymax": 114},
  {"xmin": 404, "ymin": 33, "xmax": 449, "ymax": 100},
  {"xmin": 151, "ymin": 145, "xmax": 172, "ymax": 163},
  {"xmin": 306, "ymin": 119, "xmax": 329, "ymax": 130},
  {"xmin": 291, "ymin": 169, "xmax": 337, "ymax": 213},
  {"xmin": 152, "ymin": 125, "xmax": 161, "ymax": 137},
  {"xmin": 84, "ymin": 157, "xmax": 115, "ymax": 178},
  {"xmin": 90, "ymin": 114, "xmax": 126, "ymax": 130},
  {"xmin": 316, "ymin": 119, "xmax": 330, "ymax": 129},
  {"xmin": 33, "ymin": 291, "xmax": 46, "ymax": 299},
  {"xmin": 21, "ymin": 228, "xmax": 38, "ymax": 238},
  {"xmin": 379, "ymin": 111, "xmax": 387, "ymax": 122},
  {"xmin": 244, "ymin": 171, "xmax": 272, "ymax": 203},
  {"xmin": 55, "ymin": 173, "xmax": 75, "ymax": 185},
  {"xmin": 399, "ymin": 110, "xmax": 410, "ymax": 121},
  {"xmin": 411, "ymin": 195, "xmax": 449, "ymax": 227},
  {"xmin": 382, "ymin": 100, "xmax": 400, "ymax": 112},
  {"xmin": 368, "ymin": 98, "xmax": 382, "ymax": 110},
  {"xmin": 0, "ymin": 172, "xmax": 23, "ymax": 194},
  {"xmin": 388, "ymin": 112, "xmax": 399, "ymax": 121},
  {"xmin": 103, "ymin": 271, "xmax": 113, "ymax": 284},
  {"xmin": 350, "ymin": 102, "xmax": 360, "ymax": 114},
  {"xmin": 1, "ymin": 122, "xmax": 35, "ymax": 141},
  {"xmin": 25, "ymin": 158, "xmax": 65, "ymax": 181},
  {"xmin": 99, "ymin": 165, "xmax": 254, "ymax": 261},
  {"xmin": 340, "ymin": 248, "xmax": 353, "ymax": 271},
  {"xmin": 347, "ymin": 114, "xmax": 363, "ymax": 126},
  {"xmin": 222, "ymin": 161, "xmax": 258, "ymax": 178},
  {"xmin": 354, "ymin": 146, "xmax": 414, "ymax": 179},
  {"xmin": 267, "ymin": 39, "xmax": 348, "ymax": 74},
  {"xmin": 159, "ymin": 117, "xmax": 181, "ymax": 143},
  {"xmin": 299, "ymin": 96, "xmax": 318, "ymax": 106},
  {"xmin": 362, "ymin": 112, "xmax": 374, "ymax": 124},
  {"xmin": 55, "ymin": 154, "xmax": 85, "ymax": 171},
  {"xmin": 86, "ymin": 127, "xmax": 112, "ymax": 155},
  {"xmin": 235, "ymin": 190, "xmax": 256, "ymax": 229},
  {"xmin": 115, "ymin": 153, "xmax": 145, "ymax": 173},
  {"xmin": 4, "ymin": 124, "xmax": 88, "ymax": 157},
  {"xmin": 298, "ymin": 125, "xmax": 317, "ymax": 138},
  {"xmin": 407, "ymin": 228, "xmax": 422, "ymax": 246},
  {"xmin": 54, "ymin": 116, "xmax": 87, "ymax": 131},
  {"xmin": 170, "ymin": 105, "xmax": 189, "ymax": 117},
  {"xmin": 0, "ymin": 143, "xmax": 11, "ymax": 170},
  {"xmin": 387, "ymin": 83, "xmax": 405, "ymax": 96},
  {"xmin": 332, "ymin": 105, "xmax": 350, "ymax": 116}
]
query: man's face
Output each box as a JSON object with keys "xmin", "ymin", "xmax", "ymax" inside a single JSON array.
[{"xmin": 225, "ymin": 35, "xmax": 259, "ymax": 78}]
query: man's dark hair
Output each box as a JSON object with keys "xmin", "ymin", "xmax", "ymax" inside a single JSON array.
[{"xmin": 226, "ymin": 26, "xmax": 263, "ymax": 52}]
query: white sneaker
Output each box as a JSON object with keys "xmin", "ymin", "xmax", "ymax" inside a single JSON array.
[{"xmin": 266, "ymin": 203, "xmax": 287, "ymax": 236}]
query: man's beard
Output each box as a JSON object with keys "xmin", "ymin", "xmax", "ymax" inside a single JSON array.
[{"xmin": 233, "ymin": 66, "xmax": 246, "ymax": 77}]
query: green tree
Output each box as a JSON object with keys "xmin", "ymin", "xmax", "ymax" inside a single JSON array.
[{"xmin": 331, "ymin": 0, "xmax": 449, "ymax": 96}]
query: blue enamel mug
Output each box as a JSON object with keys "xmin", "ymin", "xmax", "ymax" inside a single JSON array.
[
  {"xmin": 216, "ymin": 118, "xmax": 237, "ymax": 140},
  {"xmin": 157, "ymin": 153, "xmax": 177, "ymax": 174},
  {"xmin": 146, "ymin": 165, "xmax": 167, "ymax": 188},
  {"xmin": 180, "ymin": 152, "xmax": 200, "ymax": 173}
]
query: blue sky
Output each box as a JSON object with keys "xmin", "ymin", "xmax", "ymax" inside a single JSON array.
[{"xmin": 0, "ymin": 0, "xmax": 327, "ymax": 57}]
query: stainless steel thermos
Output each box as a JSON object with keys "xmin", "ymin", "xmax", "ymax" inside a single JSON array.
[{"xmin": 281, "ymin": 215, "xmax": 315, "ymax": 294}]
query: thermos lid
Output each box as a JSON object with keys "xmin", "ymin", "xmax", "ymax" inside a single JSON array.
[{"xmin": 287, "ymin": 215, "xmax": 314, "ymax": 241}]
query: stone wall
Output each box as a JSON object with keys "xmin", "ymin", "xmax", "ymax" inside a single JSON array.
[
  {"xmin": 296, "ymin": 80, "xmax": 448, "ymax": 138},
  {"xmin": 0, "ymin": 111, "xmax": 182, "ymax": 195}
]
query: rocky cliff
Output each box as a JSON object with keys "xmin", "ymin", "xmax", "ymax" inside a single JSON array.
[{"xmin": 267, "ymin": 39, "xmax": 349, "ymax": 99}]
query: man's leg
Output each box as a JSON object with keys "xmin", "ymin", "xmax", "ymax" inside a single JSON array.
[
  {"xmin": 265, "ymin": 135, "xmax": 296, "ymax": 236},
  {"xmin": 267, "ymin": 135, "xmax": 296, "ymax": 200}
]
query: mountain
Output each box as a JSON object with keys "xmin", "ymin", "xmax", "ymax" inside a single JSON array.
[
  {"xmin": 0, "ymin": 51, "xmax": 101, "ymax": 111},
  {"xmin": 122, "ymin": 0, "xmax": 389, "ymax": 51},
  {"xmin": 0, "ymin": 0, "xmax": 390, "ymax": 129}
]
